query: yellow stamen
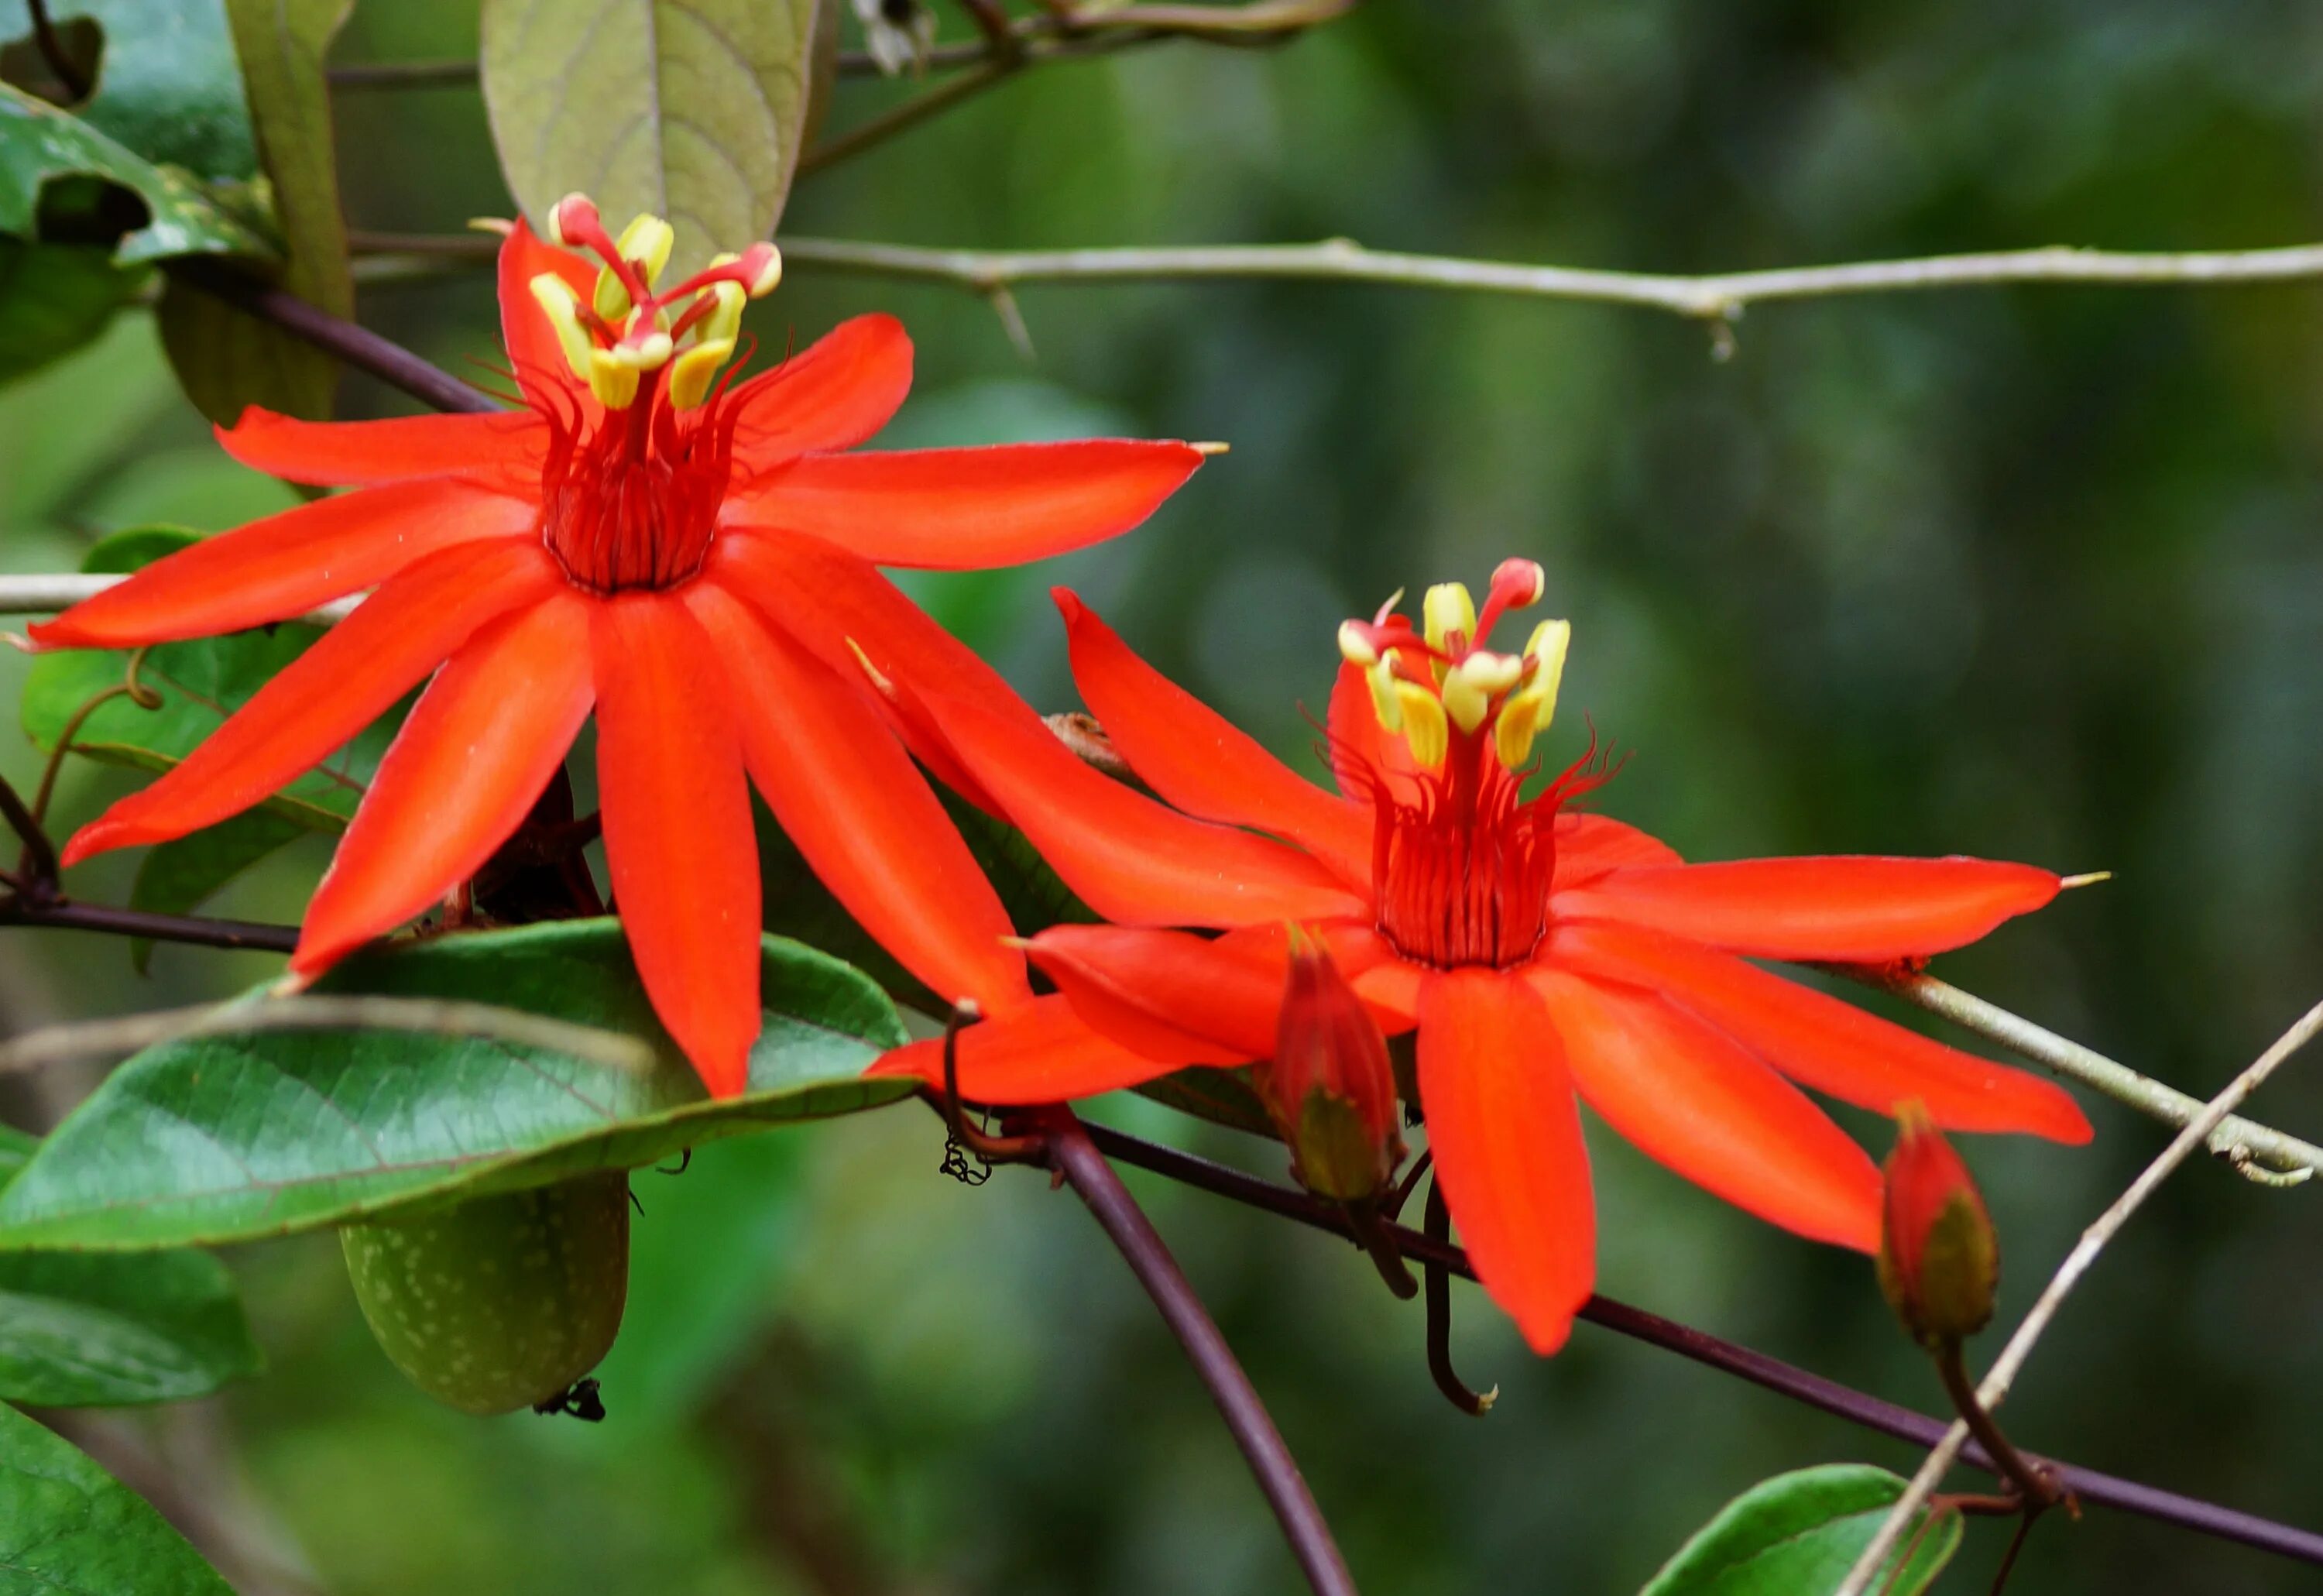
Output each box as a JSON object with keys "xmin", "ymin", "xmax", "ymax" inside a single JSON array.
[
  {"xmin": 528, "ymin": 275, "xmax": 597, "ymax": 384},
  {"xmin": 1422, "ymin": 582, "xmax": 1476, "ymax": 656},
  {"xmin": 594, "ymin": 213, "xmax": 675, "ymax": 320},
  {"xmin": 1443, "ymin": 651, "xmax": 1522, "ymax": 735},
  {"xmin": 585, "ymin": 348, "xmax": 640, "ymax": 409},
  {"xmin": 1363, "ymin": 659, "xmax": 1402, "ymax": 733},
  {"xmin": 1336, "ymin": 620, "xmax": 1378, "ymax": 668},
  {"xmin": 1493, "ymin": 618, "xmax": 1571, "ymax": 771},
  {"xmin": 1392, "ymin": 681, "xmax": 1449, "ymax": 768},
  {"xmin": 668, "ymin": 340, "xmax": 734, "ymax": 410}
]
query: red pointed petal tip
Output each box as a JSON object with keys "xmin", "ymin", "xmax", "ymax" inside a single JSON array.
[
  {"xmin": 1052, "ymin": 588, "xmax": 1371, "ymax": 885},
  {"xmin": 724, "ymin": 438, "xmax": 1206, "ymax": 569},
  {"xmin": 1556, "ymin": 856, "xmax": 2061, "ymax": 962},
  {"xmin": 867, "ymin": 994, "xmax": 1177, "ymax": 1103},
  {"xmin": 497, "ymin": 217, "xmax": 597, "ymax": 392},
  {"xmin": 1417, "ymin": 970, "xmax": 1596, "ymax": 1356}
]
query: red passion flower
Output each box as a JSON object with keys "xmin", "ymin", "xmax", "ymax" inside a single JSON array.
[
  {"xmin": 877, "ymin": 561, "xmax": 2092, "ymax": 1352},
  {"xmin": 26, "ymin": 196, "xmax": 1205, "ymax": 1097}
]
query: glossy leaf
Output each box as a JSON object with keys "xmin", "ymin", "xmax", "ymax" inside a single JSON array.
[
  {"xmin": 0, "ymin": 236, "xmax": 142, "ymax": 382},
  {"xmin": 1638, "ymin": 1465, "xmax": 1961, "ymax": 1596},
  {"xmin": 160, "ymin": 0, "xmax": 354, "ymax": 423},
  {"xmin": 480, "ymin": 0, "xmax": 834, "ymax": 273},
  {"xmin": 22, "ymin": 526, "xmax": 403, "ymax": 835},
  {"xmin": 0, "ymin": 1247, "xmax": 262, "ymax": 1407},
  {"xmin": 0, "ymin": 921, "xmax": 913, "ymax": 1251},
  {"xmin": 2, "ymin": 0, "xmax": 259, "ymax": 181},
  {"xmin": 0, "ymin": 1401, "xmax": 235, "ymax": 1592},
  {"xmin": 0, "ymin": 83, "xmax": 271, "ymax": 262}
]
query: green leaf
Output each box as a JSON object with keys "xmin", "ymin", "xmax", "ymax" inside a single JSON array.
[
  {"xmin": 0, "ymin": 236, "xmax": 142, "ymax": 382},
  {"xmin": 0, "ymin": 83, "xmax": 272, "ymax": 262},
  {"xmin": 480, "ymin": 0, "xmax": 835, "ymax": 273},
  {"xmin": 21, "ymin": 525, "xmax": 403, "ymax": 835},
  {"xmin": 126, "ymin": 808, "xmax": 303, "ymax": 973},
  {"xmin": 0, "ymin": 921, "xmax": 914, "ymax": 1251},
  {"xmin": 1639, "ymin": 1465, "xmax": 1962, "ymax": 1596},
  {"xmin": 0, "ymin": 1401, "xmax": 234, "ymax": 1592},
  {"xmin": 0, "ymin": 1247, "xmax": 262, "ymax": 1407},
  {"xmin": 2, "ymin": 0, "xmax": 259, "ymax": 182},
  {"xmin": 158, "ymin": 0, "xmax": 355, "ymax": 424}
]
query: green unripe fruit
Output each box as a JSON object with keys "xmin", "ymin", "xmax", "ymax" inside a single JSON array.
[{"xmin": 340, "ymin": 1173, "xmax": 630, "ymax": 1416}]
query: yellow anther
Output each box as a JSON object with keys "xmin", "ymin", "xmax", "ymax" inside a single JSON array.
[
  {"xmin": 694, "ymin": 273, "xmax": 748, "ymax": 347},
  {"xmin": 667, "ymin": 338, "xmax": 735, "ymax": 410},
  {"xmin": 1443, "ymin": 651, "xmax": 1522, "ymax": 735},
  {"xmin": 607, "ymin": 329, "xmax": 674, "ymax": 371},
  {"xmin": 528, "ymin": 274, "xmax": 597, "ymax": 384},
  {"xmin": 1362, "ymin": 659, "xmax": 1402, "ymax": 733},
  {"xmin": 1422, "ymin": 582, "xmax": 1476, "ymax": 655},
  {"xmin": 1337, "ymin": 620, "xmax": 1379, "ymax": 668},
  {"xmin": 1391, "ymin": 681, "xmax": 1449, "ymax": 769},
  {"xmin": 585, "ymin": 348, "xmax": 641, "ymax": 409},
  {"xmin": 1493, "ymin": 619, "xmax": 1571, "ymax": 771},
  {"xmin": 547, "ymin": 192, "xmax": 597, "ymax": 248},
  {"xmin": 594, "ymin": 213, "xmax": 675, "ymax": 319}
]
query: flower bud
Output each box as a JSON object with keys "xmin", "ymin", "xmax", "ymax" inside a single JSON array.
[
  {"xmin": 1256, "ymin": 932, "xmax": 1405, "ymax": 1202},
  {"xmin": 1876, "ymin": 1107, "xmax": 1999, "ymax": 1351}
]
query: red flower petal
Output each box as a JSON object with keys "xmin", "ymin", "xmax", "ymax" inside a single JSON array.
[
  {"xmin": 61, "ymin": 539, "xmax": 561, "ymax": 866},
  {"xmin": 1416, "ymin": 970, "xmax": 1596, "ymax": 1356},
  {"xmin": 1550, "ymin": 813, "xmax": 1682, "ymax": 886},
  {"xmin": 591, "ymin": 593, "xmax": 763, "ymax": 1099},
  {"xmin": 1553, "ymin": 856, "xmax": 2060, "ymax": 961},
  {"xmin": 725, "ymin": 314, "xmax": 913, "ymax": 465},
  {"xmin": 720, "ymin": 440, "xmax": 1204, "ymax": 568},
  {"xmin": 1057, "ymin": 589, "xmax": 1371, "ymax": 886},
  {"xmin": 1547, "ymin": 922, "xmax": 2092, "ymax": 1142},
  {"xmin": 870, "ymin": 993, "xmax": 1176, "ymax": 1103},
  {"xmin": 685, "ymin": 578, "xmax": 1032, "ymax": 1019},
  {"xmin": 705, "ymin": 531, "xmax": 1040, "ymax": 812},
  {"xmin": 1530, "ymin": 966, "xmax": 1882, "ymax": 1251},
  {"xmin": 927, "ymin": 686, "xmax": 1368, "ymax": 928},
  {"xmin": 294, "ymin": 592, "xmax": 593, "ymax": 975},
  {"xmin": 217, "ymin": 408, "xmax": 547, "ymax": 487},
  {"xmin": 1326, "ymin": 658, "xmax": 1419, "ymax": 805},
  {"xmin": 498, "ymin": 218, "xmax": 595, "ymax": 396},
  {"xmin": 1024, "ymin": 924, "xmax": 1288, "ymax": 1062},
  {"xmin": 27, "ymin": 479, "xmax": 534, "ymax": 650}
]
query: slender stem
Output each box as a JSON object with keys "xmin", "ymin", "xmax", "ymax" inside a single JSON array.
[
  {"xmin": 0, "ymin": 771, "xmax": 59, "ymax": 893},
  {"xmin": 1832, "ymin": 963, "xmax": 2322, "ymax": 1183},
  {"xmin": 795, "ymin": 57, "xmax": 1027, "ymax": 177},
  {"xmin": 23, "ymin": 0, "xmax": 91, "ymax": 101},
  {"xmin": 1834, "ymin": 995, "xmax": 2323, "ymax": 1595},
  {"xmin": 1934, "ymin": 1344, "xmax": 2055, "ymax": 1509},
  {"xmin": 776, "ymin": 235, "xmax": 2323, "ymax": 321},
  {"xmin": 1422, "ymin": 1179, "xmax": 1492, "ymax": 1415},
  {"xmin": 1043, "ymin": 1110, "xmax": 1357, "ymax": 1596},
  {"xmin": 1074, "ymin": 1120, "xmax": 2323, "ymax": 1567},
  {"xmin": 0, "ymin": 898, "xmax": 299, "ymax": 955},
  {"xmin": 164, "ymin": 259, "xmax": 502, "ymax": 415}
]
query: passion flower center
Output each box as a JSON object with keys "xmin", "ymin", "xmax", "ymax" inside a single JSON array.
[
  {"xmin": 538, "ymin": 397, "xmax": 733, "ymax": 594},
  {"xmin": 1371, "ymin": 754, "xmax": 1556, "ymax": 969}
]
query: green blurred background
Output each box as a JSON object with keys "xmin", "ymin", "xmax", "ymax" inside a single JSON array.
[{"xmin": 6, "ymin": 1, "xmax": 2323, "ymax": 1590}]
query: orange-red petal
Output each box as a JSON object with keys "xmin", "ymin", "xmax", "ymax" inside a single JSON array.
[
  {"xmin": 1325, "ymin": 658, "xmax": 1419, "ymax": 805},
  {"xmin": 720, "ymin": 440, "xmax": 1204, "ymax": 569},
  {"xmin": 725, "ymin": 314, "xmax": 913, "ymax": 465},
  {"xmin": 61, "ymin": 539, "xmax": 561, "ymax": 866},
  {"xmin": 1058, "ymin": 589, "xmax": 1371, "ymax": 885},
  {"xmin": 1416, "ymin": 969, "xmax": 1596, "ymax": 1355},
  {"xmin": 293, "ymin": 592, "xmax": 593, "ymax": 975},
  {"xmin": 928, "ymin": 687, "xmax": 1368, "ymax": 929},
  {"xmin": 685, "ymin": 578, "xmax": 1032, "ymax": 1018},
  {"xmin": 1547, "ymin": 922, "xmax": 2092, "ymax": 1142},
  {"xmin": 590, "ymin": 593, "xmax": 763, "ymax": 1099},
  {"xmin": 498, "ymin": 218, "xmax": 595, "ymax": 396},
  {"xmin": 1530, "ymin": 966, "xmax": 1882, "ymax": 1251},
  {"xmin": 1553, "ymin": 856, "xmax": 2060, "ymax": 960},
  {"xmin": 870, "ymin": 994, "xmax": 1177, "ymax": 1103},
  {"xmin": 217, "ymin": 407, "xmax": 547, "ymax": 488},
  {"xmin": 1024, "ymin": 925, "xmax": 1288, "ymax": 1063},
  {"xmin": 26, "ymin": 479, "xmax": 534, "ymax": 650},
  {"xmin": 1550, "ymin": 812, "xmax": 1683, "ymax": 885}
]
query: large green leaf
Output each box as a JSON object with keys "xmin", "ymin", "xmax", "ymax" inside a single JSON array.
[
  {"xmin": 480, "ymin": 0, "xmax": 833, "ymax": 273},
  {"xmin": 158, "ymin": 0, "xmax": 353, "ymax": 424},
  {"xmin": 0, "ymin": 83, "xmax": 270, "ymax": 262},
  {"xmin": 0, "ymin": 921, "xmax": 913, "ymax": 1251},
  {"xmin": 0, "ymin": 1401, "xmax": 233, "ymax": 1592},
  {"xmin": 2, "ymin": 0, "xmax": 259, "ymax": 181},
  {"xmin": 0, "ymin": 235, "xmax": 139, "ymax": 380},
  {"xmin": 1639, "ymin": 1465, "xmax": 1961, "ymax": 1596},
  {"xmin": 21, "ymin": 526, "xmax": 402, "ymax": 835}
]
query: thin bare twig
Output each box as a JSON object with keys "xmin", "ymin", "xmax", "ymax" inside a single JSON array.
[
  {"xmin": 1833, "ymin": 996, "xmax": 2323, "ymax": 1595},
  {"xmin": 22, "ymin": 0, "xmax": 91, "ymax": 101}
]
